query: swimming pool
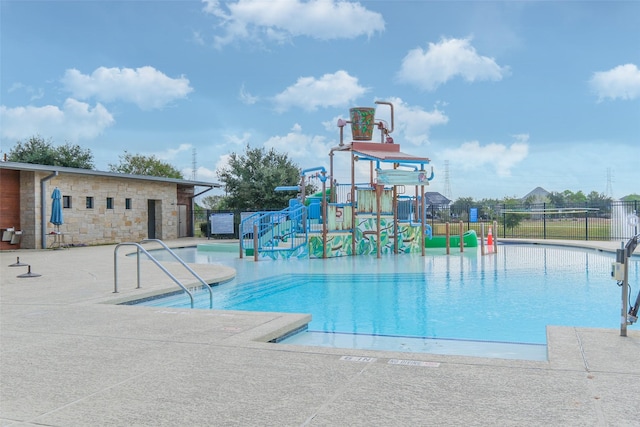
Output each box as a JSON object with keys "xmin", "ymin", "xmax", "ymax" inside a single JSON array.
[{"xmin": 134, "ymin": 244, "xmax": 639, "ymax": 359}]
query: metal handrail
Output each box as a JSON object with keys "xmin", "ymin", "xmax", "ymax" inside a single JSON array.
[
  {"xmin": 114, "ymin": 242, "xmax": 197, "ymax": 308},
  {"xmin": 140, "ymin": 239, "xmax": 213, "ymax": 309},
  {"xmin": 240, "ymin": 205, "xmax": 308, "ymax": 258}
]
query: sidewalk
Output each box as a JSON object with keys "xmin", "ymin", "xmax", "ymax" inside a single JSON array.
[{"xmin": 1, "ymin": 239, "xmax": 639, "ymax": 426}]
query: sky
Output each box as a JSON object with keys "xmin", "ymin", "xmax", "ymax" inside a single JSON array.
[{"xmin": 1, "ymin": 0, "xmax": 639, "ymax": 201}]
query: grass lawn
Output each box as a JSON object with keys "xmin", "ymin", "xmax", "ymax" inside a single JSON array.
[{"xmin": 430, "ymin": 219, "xmax": 612, "ymax": 241}]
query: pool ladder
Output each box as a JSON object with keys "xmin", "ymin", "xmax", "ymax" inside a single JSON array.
[{"xmin": 113, "ymin": 239, "xmax": 213, "ymax": 309}]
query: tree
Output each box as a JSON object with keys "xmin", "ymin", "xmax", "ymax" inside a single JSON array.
[
  {"xmin": 478, "ymin": 198, "xmax": 501, "ymax": 220},
  {"xmin": 109, "ymin": 151, "xmax": 183, "ymax": 179},
  {"xmin": 502, "ymin": 197, "xmax": 524, "ymax": 235},
  {"xmin": 449, "ymin": 197, "xmax": 475, "ymax": 220},
  {"xmin": 586, "ymin": 191, "xmax": 611, "ymax": 204},
  {"xmin": 7, "ymin": 135, "xmax": 94, "ymax": 169},
  {"xmin": 622, "ymin": 194, "xmax": 640, "ymax": 202},
  {"xmin": 450, "ymin": 197, "xmax": 474, "ymax": 212},
  {"xmin": 565, "ymin": 190, "xmax": 587, "ymax": 204},
  {"xmin": 217, "ymin": 145, "xmax": 307, "ymax": 210},
  {"xmin": 200, "ymin": 195, "xmax": 230, "ymax": 210},
  {"xmin": 547, "ymin": 191, "xmax": 566, "ymax": 207}
]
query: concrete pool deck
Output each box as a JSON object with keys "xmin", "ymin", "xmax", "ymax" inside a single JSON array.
[{"xmin": 1, "ymin": 238, "xmax": 639, "ymax": 426}]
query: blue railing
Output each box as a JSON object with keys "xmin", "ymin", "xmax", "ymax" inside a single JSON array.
[{"xmin": 240, "ymin": 204, "xmax": 308, "ymax": 258}]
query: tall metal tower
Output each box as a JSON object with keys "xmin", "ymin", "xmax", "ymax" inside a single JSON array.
[
  {"xmin": 191, "ymin": 148, "xmax": 197, "ymax": 180},
  {"xmin": 605, "ymin": 167, "xmax": 613, "ymax": 198},
  {"xmin": 443, "ymin": 160, "xmax": 452, "ymax": 200}
]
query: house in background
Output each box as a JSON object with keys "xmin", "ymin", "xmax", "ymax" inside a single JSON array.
[
  {"xmin": 521, "ymin": 186, "xmax": 550, "ymax": 204},
  {"xmin": 0, "ymin": 161, "xmax": 220, "ymax": 250},
  {"xmin": 423, "ymin": 192, "xmax": 452, "ymax": 209}
]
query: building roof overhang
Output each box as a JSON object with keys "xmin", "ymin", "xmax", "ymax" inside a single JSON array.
[{"xmin": 0, "ymin": 161, "xmax": 222, "ymax": 188}]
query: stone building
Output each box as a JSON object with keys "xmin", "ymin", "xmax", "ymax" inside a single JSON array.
[{"xmin": 0, "ymin": 161, "xmax": 220, "ymax": 250}]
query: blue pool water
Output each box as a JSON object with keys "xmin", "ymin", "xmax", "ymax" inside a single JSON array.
[{"xmin": 134, "ymin": 244, "xmax": 639, "ymax": 358}]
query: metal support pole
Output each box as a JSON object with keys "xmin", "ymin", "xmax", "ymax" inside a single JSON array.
[
  {"xmin": 421, "ymin": 186, "xmax": 425, "ymax": 257},
  {"xmin": 393, "ymin": 186, "xmax": 398, "ymax": 255},
  {"xmin": 329, "ymin": 151, "xmax": 335, "ymax": 203},
  {"xmin": 376, "ymin": 184, "xmax": 382, "ymax": 259},
  {"xmin": 620, "ymin": 246, "xmax": 628, "ymax": 337},
  {"xmin": 351, "ymin": 152, "xmax": 356, "ymax": 256},
  {"xmin": 322, "ymin": 177, "xmax": 327, "ymax": 259},
  {"xmin": 253, "ymin": 224, "xmax": 259, "ymax": 262},
  {"xmin": 619, "ymin": 234, "xmax": 639, "ymax": 336}
]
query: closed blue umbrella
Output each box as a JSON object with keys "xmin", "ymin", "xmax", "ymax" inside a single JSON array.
[{"xmin": 50, "ymin": 187, "xmax": 63, "ymax": 229}]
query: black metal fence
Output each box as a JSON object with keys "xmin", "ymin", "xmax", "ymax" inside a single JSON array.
[
  {"xmin": 195, "ymin": 200, "xmax": 639, "ymax": 242},
  {"xmin": 440, "ymin": 200, "xmax": 639, "ymax": 241}
]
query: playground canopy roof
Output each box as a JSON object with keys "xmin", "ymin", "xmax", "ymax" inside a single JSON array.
[{"xmin": 350, "ymin": 142, "xmax": 431, "ymax": 166}]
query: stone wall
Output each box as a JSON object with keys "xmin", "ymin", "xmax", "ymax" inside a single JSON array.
[
  {"xmin": 22, "ymin": 172, "xmax": 181, "ymax": 249},
  {"xmin": 20, "ymin": 171, "xmax": 38, "ymax": 249}
]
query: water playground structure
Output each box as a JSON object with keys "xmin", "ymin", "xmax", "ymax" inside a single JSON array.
[{"xmin": 235, "ymin": 101, "xmax": 480, "ymax": 260}]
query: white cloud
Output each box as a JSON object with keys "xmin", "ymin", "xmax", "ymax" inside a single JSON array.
[
  {"xmin": 154, "ymin": 143, "xmax": 193, "ymax": 161},
  {"xmin": 0, "ymin": 98, "xmax": 114, "ymax": 142},
  {"xmin": 320, "ymin": 98, "xmax": 448, "ymax": 146},
  {"xmin": 220, "ymin": 132, "xmax": 251, "ymax": 147},
  {"xmin": 7, "ymin": 82, "xmax": 24, "ymax": 93},
  {"xmin": 383, "ymin": 97, "xmax": 449, "ymax": 146},
  {"xmin": 264, "ymin": 123, "xmax": 330, "ymax": 160},
  {"xmin": 261, "ymin": 124, "xmax": 374, "ymax": 185},
  {"xmin": 321, "ymin": 115, "xmax": 345, "ymax": 133},
  {"xmin": 214, "ymin": 153, "xmax": 232, "ymax": 176},
  {"xmin": 590, "ymin": 63, "xmax": 640, "ymax": 101},
  {"xmin": 202, "ymin": 0, "xmax": 384, "ymax": 48},
  {"xmin": 273, "ymin": 70, "xmax": 369, "ymax": 112},
  {"xmin": 441, "ymin": 134, "xmax": 529, "ymax": 178},
  {"xmin": 182, "ymin": 165, "xmax": 218, "ymax": 182},
  {"xmin": 192, "ymin": 30, "xmax": 206, "ymax": 46},
  {"xmin": 61, "ymin": 66, "xmax": 193, "ymax": 110},
  {"xmin": 397, "ymin": 37, "xmax": 510, "ymax": 91},
  {"xmin": 7, "ymin": 82, "xmax": 44, "ymax": 101},
  {"xmin": 239, "ymin": 84, "xmax": 258, "ymax": 105},
  {"xmin": 212, "ymin": 134, "xmax": 252, "ymax": 176}
]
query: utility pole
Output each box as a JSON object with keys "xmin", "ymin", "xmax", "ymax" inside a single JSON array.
[
  {"xmin": 191, "ymin": 148, "xmax": 197, "ymax": 180},
  {"xmin": 605, "ymin": 167, "xmax": 614, "ymax": 198},
  {"xmin": 443, "ymin": 160, "xmax": 452, "ymax": 200}
]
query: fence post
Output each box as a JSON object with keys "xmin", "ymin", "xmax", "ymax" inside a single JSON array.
[
  {"xmin": 502, "ymin": 204, "xmax": 506, "ymax": 238},
  {"xmin": 543, "ymin": 202, "xmax": 547, "ymax": 240},
  {"xmin": 635, "ymin": 200, "xmax": 639, "ymax": 236},
  {"xmin": 585, "ymin": 202, "xmax": 589, "ymax": 241}
]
